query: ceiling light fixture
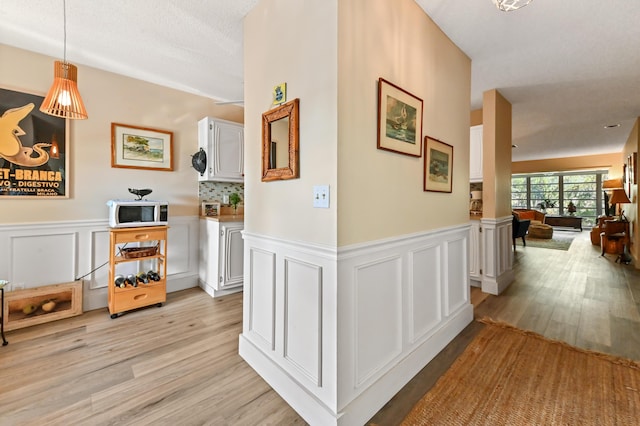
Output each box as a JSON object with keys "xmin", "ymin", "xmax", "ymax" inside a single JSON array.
[
  {"xmin": 604, "ymin": 124, "xmax": 620, "ymax": 129},
  {"xmin": 40, "ymin": 0, "xmax": 88, "ymax": 119},
  {"xmin": 492, "ymin": 0, "xmax": 534, "ymax": 12}
]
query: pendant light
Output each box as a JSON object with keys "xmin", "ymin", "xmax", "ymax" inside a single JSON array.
[
  {"xmin": 492, "ymin": 0, "xmax": 534, "ymax": 12},
  {"xmin": 40, "ymin": 0, "xmax": 88, "ymax": 119}
]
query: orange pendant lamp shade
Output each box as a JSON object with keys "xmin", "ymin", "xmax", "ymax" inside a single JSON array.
[{"xmin": 40, "ymin": 60, "xmax": 88, "ymax": 120}]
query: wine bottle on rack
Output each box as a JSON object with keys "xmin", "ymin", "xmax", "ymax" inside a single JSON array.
[
  {"xmin": 114, "ymin": 275, "xmax": 126, "ymax": 288},
  {"xmin": 136, "ymin": 272, "xmax": 149, "ymax": 285},
  {"xmin": 147, "ymin": 270, "xmax": 161, "ymax": 281},
  {"xmin": 125, "ymin": 274, "xmax": 137, "ymax": 287}
]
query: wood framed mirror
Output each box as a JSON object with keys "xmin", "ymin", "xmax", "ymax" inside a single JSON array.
[{"xmin": 262, "ymin": 98, "xmax": 299, "ymax": 182}]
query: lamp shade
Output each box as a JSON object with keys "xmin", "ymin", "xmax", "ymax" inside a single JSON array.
[
  {"xmin": 40, "ymin": 61, "xmax": 88, "ymax": 120},
  {"xmin": 609, "ymin": 188, "xmax": 631, "ymax": 205},
  {"xmin": 603, "ymin": 178, "xmax": 624, "ymax": 189}
]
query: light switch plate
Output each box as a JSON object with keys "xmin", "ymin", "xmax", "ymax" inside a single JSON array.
[{"xmin": 313, "ymin": 185, "xmax": 330, "ymax": 208}]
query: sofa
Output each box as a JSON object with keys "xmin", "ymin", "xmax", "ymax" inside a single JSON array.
[{"xmin": 512, "ymin": 209, "xmax": 546, "ymax": 225}]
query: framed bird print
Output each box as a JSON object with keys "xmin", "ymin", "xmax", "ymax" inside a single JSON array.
[{"xmin": 377, "ymin": 78, "xmax": 423, "ymax": 157}]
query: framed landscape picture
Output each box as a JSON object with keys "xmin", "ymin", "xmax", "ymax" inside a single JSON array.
[
  {"xmin": 377, "ymin": 78, "xmax": 423, "ymax": 157},
  {"xmin": 111, "ymin": 123, "xmax": 174, "ymax": 171},
  {"xmin": 424, "ymin": 136, "xmax": 453, "ymax": 193}
]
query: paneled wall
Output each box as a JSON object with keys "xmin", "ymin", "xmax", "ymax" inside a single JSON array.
[
  {"xmin": 0, "ymin": 216, "xmax": 200, "ymax": 311},
  {"xmin": 239, "ymin": 224, "xmax": 473, "ymax": 425}
]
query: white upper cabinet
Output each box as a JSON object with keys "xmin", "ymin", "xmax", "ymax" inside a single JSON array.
[
  {"xmin": 198, "ymin": 117, "xmax": 244, "ymax": 182},
  {"xmin": 470, "ymin": 125, "xmax": 483, "ymax": 183}
]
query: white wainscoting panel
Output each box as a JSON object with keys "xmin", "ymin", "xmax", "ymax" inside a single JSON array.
[
  {"xmin": 90, "ymin": 229, "xmax": 110, "ymax": 290},
  {"xmin": 283, "ymin": 257, "xmax": 323, "ymax": 386},
  {"xmin": 0, "ymin": 216, "xmax": 200, "ymax": 312},
  {"xmin": 240, "ymin": 232, "xmax": 338, "ymax": 420},
  {"xmin": 481, "ymin": 216, "xmax": 515, "ymax": 295},
  {"xmin": 167, "ymin": 222, "xmax": 192, "ymax": 275},
  {"xmin": 240, "ymin": 225, "xmax": 473, "ymax": 426},
  {"xmin": 445, "ymin": 236, "xmax": 469, "ymax": 317},
  {"xmin": 248, "ymin": 247, "xmax": 276, "ymax": 350},
  {"xmin": 409, "ymin": 243, "xmax": 442, "ymax": 343},
  {"xmin": 354, "ymin": 256, "xmax": 403, "ymax": 386},
  {"xmin": 10, "ymin": 232, "xmax": 76, "ymax": 287}
]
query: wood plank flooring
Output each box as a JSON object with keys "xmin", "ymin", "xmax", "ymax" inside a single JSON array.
[
  {"xmin": 0, "ymin": 291, "xmax": 305, "ymax": 425},
  {"xmin": 2, "ymin": 230, "xmax": 638, "ymax": 425}
]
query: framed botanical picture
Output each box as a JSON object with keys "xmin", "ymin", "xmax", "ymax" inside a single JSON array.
[
  {"xmin": 201, "ymin": 202, "xmax": 220, "ymax": 217},
  {"xmin": 377, "ymin": 78, "xmax": 423, "ymax": 157},
  {"xmin": 111, "ymin": 123, "xmax": 174, "ymax": 171},
  {"xmin": 424, "ymin": 136, "xmax": 453, "ymax": 193}
]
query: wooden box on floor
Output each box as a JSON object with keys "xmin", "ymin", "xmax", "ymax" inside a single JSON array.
[{"xmin": 2, "ymin": 281, "xmax": 83, "ymax": 331}]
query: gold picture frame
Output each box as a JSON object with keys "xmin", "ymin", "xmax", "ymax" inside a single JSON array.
[
  {"xmin": 377, "ymin": 78, "xmax": 423, "ymax": 157},
  {"xmin": 424, "ymin": 136, "xmax": 453, "ymax": 193},
  {"xmin": 111, "ymin": 123, "xmax": 174, "ymax": 171}
]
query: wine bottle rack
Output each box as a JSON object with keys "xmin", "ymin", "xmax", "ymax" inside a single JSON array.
[{"xmin": 108, "ymin": 226, "xmax": 168, "ymax": 318}]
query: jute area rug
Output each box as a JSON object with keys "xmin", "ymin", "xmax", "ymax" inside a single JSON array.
[{"xmin": 401, "ymin": 319, "xmax": 640, "ymax": 425}]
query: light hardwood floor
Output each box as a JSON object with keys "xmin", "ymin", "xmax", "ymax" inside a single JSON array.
[
  {"xmin": 0, "ymin": 290, "xmax": 305, "ymax": 425},
  {"xmin": 2, "ymin": 230, "xmax": 638, "ymax": 425}
]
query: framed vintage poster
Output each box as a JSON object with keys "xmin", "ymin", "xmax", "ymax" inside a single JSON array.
[
  {"xmin": 0, "ymin": 87, "xmax": 68, "ymax": 198},
  {"xmin": 377, "ymin": 78, "xmax": 423, "ymax": 157},
  {"xmin": 111, "ymin": 123, "xmax": 174, "ymax": 171},
  {"xmin": 201, "ymin": 202, "xmax": 220, "ymax": 217},
  {"xmin": 424, "ymin": 136, "xmax": 453, "ymax": 193}
]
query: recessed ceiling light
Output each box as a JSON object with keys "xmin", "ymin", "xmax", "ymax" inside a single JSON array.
[
  {"xmin": 512, "ymin": 144, "xmax": 518, "ymax": 148},
  {"xmin": 604, "ymin": 124, "xmax": 620, "ymax": 129}
]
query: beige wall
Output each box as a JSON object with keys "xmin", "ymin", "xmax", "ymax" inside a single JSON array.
[
  {"xmin": 482, "ymin": 90, "xmax": 512, "ymax": 218},
  {"xmin": 336, "ymin": 0, "xmax": 471, "ymax": 245},
  {"xmin": 245, "ymin": 0, "xmax": 470, "ymax": 247},
  {"xmin": 513, "ymin": 153, "xmax": 623, "ymax": 175},
  {"xmin": 244, "ymin": 0, "xmax": 339, "ymax": 246},
  {"xmin": 1, "ymin": 44, "xmax": 243, "ymax": 224}
]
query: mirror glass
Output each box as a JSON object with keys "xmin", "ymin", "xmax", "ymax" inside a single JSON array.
[
  {"xmin": 269, "ymin": 116, "xmax": 290, "ymax": 169},
  {"xmin": 262, "ymin": 98, "xmax": 299, "ymax": 181}
]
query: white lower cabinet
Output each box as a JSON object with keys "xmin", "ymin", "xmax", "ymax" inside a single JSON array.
[
  {"xmin": 199, "ymin": 219, "xmax": 244, "ymax": 297},
  {"xmin": 469, "ymin": 220, "xmax": 482, "ymax": 286}
]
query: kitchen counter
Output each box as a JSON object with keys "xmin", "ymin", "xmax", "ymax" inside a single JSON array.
[
  {"xmin": 470, "ymin": 214, "xmax": 482, "ymax": 220},
  {"xmin": 200, "ymin": 215, "xmax": 244, "ymax": 222}
]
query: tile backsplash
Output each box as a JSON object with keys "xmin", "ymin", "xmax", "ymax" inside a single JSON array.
[{"xmin": 199, "ymin": 181, "xmax": 244, "ymax": 205}]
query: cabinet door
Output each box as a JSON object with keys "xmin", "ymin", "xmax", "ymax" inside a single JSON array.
[
  {"xmin": 201, "ymin": 118, "xmax": 244, "ymax": 182},
  {"xmin": 198, "ymin": 219, "xmax": 220, "ymax": 289},
  {"xmin": 469, "ymin": 221, "xmax": 482, "ymax": 283},
  {"xmin": 470, "ymin": 125, "xmax": 483, "ymax": 182},
  {"xmin": 219, "ymin": 223, "xmax": 244, "ymax": 289}
]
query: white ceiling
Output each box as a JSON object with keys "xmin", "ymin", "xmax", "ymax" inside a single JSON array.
[{"xmin": 2, "ymin": 0, "xmax": 639, "ymax": 162}]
